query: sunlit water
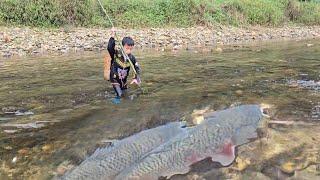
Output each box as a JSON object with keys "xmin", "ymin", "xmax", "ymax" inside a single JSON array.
[{"xmin": 0, "ymin": 39, "xmax": 319, "ymax": 179}]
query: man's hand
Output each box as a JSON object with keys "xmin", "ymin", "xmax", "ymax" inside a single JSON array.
[{"xmin": 130, "ymin": 76, "xmax": 141, "ymax": 86}]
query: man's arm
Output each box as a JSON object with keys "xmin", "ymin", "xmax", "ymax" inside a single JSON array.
[
  {"xmin": 131, "ymin": 55, "xmax": 141, "ymax": 75},
  {"xmin": 107, "ymin": 37, "xmax": 116, "ymax": 60},
  {"xmin": 130, "ymin": 55, "xmax": 141, "ymax": 85},
  {"xmin": 107, "ymin": 28, "xmax": 116, "ymax": 60}
]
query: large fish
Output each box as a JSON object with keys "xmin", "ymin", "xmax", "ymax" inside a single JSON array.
[
  {"xmin": 116, "ymin": 105, "xmax": 265, "ymax": 180},
  {"xmin": 62, "ymin": 121, "xmax": 187, "ymax": 180}
]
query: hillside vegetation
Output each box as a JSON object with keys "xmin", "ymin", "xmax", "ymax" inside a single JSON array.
[{"xmin": 0, "ymin": 0, "xmax": 320, "ymax": 27}]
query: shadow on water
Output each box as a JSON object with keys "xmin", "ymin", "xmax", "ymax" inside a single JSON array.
[{"xmin": 0, "ymin": 39, "xmax": 319, "ymax": 179}]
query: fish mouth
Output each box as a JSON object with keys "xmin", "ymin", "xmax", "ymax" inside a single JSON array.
[
  {"xmin": 256, "ymin": 104, "xmax": 272, "ymax": 139},
  {"xmin": 260, "ymin": 103, "xmax": 274, "ymax": 118}
]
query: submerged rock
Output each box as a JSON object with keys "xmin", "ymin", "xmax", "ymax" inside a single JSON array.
[
  {"xmin": 311, "ymin": 104, "xmax": 320, "ymax": 120},
  {"xmin": 215, "ymin": 47, "xmax": 223, "ymax": 52},
  {"xmin": 12, "ymin": 157, "xmax": 18, "ymax": 163},
  {"xmin": 287, "ymin": 80, "xmax": 320, "ymax": 91},
  {"xmin": 3, "ymin": 130, "xmax": 18, "ymax": 134},
  {"xmin": 0, "ymin": 121, "xmax": 56, "ymax": 130},
  {"xmin": 42, "ymin": 144, "xmax": 53, "ymax": 152},
  {"xmin": 280, "ymin": 161, "xmax": 296, "ymax": 174},
  {"xmin": 2, "ymin": 106, "xmax": 18, "ymax": 113},
  {"xmin": 232, "ymin": 157, "xmax": 251, "ymax": 171},
  {"xmin": 14, "ymin": 110, "xmax": 34, "ymax": 116},
  {"xmin": 18, "ymin": 148, "xmax": 30, "ymax": 155}
]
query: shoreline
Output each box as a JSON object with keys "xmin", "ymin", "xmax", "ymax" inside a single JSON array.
[{"xmin": 0, "ymin": 25, "xmax": 320, "ymax": 58}]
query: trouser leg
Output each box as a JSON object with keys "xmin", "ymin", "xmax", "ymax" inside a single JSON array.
[{"xmin": 113, "ymin": 84, "xmax": 122, "ymax": 97}]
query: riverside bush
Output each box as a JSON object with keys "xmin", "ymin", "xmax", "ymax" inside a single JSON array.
[{"xmin": 0, "ymin": 0, "xmax": 319, "ymax": 27}]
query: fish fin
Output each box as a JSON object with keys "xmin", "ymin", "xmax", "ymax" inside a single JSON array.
[
  {"xmin": 211, "ymin": 142, "xmax": 236, "ymax": 166},
  {"xmin": 162, "ymin": 166, "xmax": 191, "ymax": 179},
  {"xmin": 127, "ymin": 175, "xmax": 146, "ymax": 180},
  {"xmin": 178, "ymin": 120, "xmax": 187, "ymax": 128},
  {"xmin": 101, "ymin": 139, "xmax": 120, "ymax": 146},
  {"xmin": 233, "ymin": 125, "xmax": 258, "ymax": 145},
  {"xmin": 90, "ymin": 139, "xmax": 119, "ymax": 158},
  {"xmin": 118, "ymin": 173, "xmax": 159, "ymax": 180}
]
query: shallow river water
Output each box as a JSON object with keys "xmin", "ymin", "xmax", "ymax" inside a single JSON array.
[{"xmin": 0, "ymin": 39, "xmax": 319, "ymax": 179}]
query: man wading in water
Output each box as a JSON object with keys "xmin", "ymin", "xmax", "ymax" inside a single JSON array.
[{"xmin": 106, "ymin": 28, "xmax": 141, "ymax": 104}]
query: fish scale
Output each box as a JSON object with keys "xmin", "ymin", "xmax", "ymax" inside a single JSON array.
[
  {"xmin": 116, "ymin": 105, "xmax": 263, "ymax": 179},
  {"xmin": 62, "ymin": 121, "xmax": 187, "ymax": 180}
]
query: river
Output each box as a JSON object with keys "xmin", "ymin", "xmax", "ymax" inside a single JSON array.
[{"xmin": 0, "ymin": 39, "xmax": 319, "ymax": 179}]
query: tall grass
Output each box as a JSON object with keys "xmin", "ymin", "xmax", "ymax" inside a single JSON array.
[
  {"xmin": 0, "ymin": 0, "xmax": 319, "ymax": 27},
  {"xmin": 288, "ymin": 0, "xmax": 320, "ymax": 25},
  {"xmin": 0, "ymin": 0, "xmax": 96, "ymax": 27}
]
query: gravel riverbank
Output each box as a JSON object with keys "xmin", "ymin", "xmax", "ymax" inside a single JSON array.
[{"xmin": 0, "ymin": 25, "xmax": 320, "ymax": 57}]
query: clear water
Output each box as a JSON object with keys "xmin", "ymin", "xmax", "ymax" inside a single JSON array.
[{"xmin": 0, "ymin": 39, "xmax": 319, "ymax": 179}]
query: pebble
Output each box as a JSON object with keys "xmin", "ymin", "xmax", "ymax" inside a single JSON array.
[
  {"xmin": 280, "ymin": 162, "xmax": 296, "ymax": 174},
  {"xmin": 0, "ymin": 25, "xmax": 319, "ymax": 58},
  {"xmin": 215, "ymin": 47, "xmax": 223, "ymax": 52},
  {"xmin": 4, "ymin": 130, "xmax": 18, "ymax": 134},
  {"xmin": 232, "ymin": 157, "xmax": 251, "ymax": 171},
  {"xmin": 14, "ymin": 110, "xmax": 34, "ymax": 116},
  {"xmin": 41, "ymin": 144, "xmax": 53, "ymax": 152},
  {"xmin": 18, "ymin": 148, "xmax": 29, "ymax": 155},
  {"xmin": 12, "ymin": 157, "xmax": 17, "ymax": 163},
  {"xmin": 56, "ymin": 166, "xmax": 67, "ymax": 175},
  {"xmin": 235, "ymin": 90, "xmax": 244, "ymax": 96},
  {"xmin": 4, "ymin": 146, "xmax": 13, "ymax": 150}
]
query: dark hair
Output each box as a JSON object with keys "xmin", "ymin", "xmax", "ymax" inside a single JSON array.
[{"xmin": 122, "ymin": 37, "xmax": 134, "ymax": 46}]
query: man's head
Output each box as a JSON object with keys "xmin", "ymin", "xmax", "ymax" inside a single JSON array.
[{"xmin": 122, "ymin": 37, "xmax": 134, "ymax": 55}]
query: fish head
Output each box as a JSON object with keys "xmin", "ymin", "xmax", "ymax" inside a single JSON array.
[
  {"xmin": 206, "ymin": 105, "xmax": 269, "ymax": 166},
  {"xmin": 231, "ymin": 105, "xmax": 269, "ymax": 146}
]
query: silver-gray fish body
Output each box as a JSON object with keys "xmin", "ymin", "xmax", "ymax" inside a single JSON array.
[
  {"xmin": 62, "ymin": 121, "xmax": 187, "ymax": 180},
  {"xmin": 116, "ymin": 105, "xmax": 263, "ymax": 179}
]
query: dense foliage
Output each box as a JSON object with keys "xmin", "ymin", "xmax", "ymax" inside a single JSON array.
[{"xmin": 0, "ymin": 0, "xmax": 319, "ymax": 27}]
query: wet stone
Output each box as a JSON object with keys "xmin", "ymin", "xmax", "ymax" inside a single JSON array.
[
  {"xmin": 41, "ymin": 144, "xmax": 53, "ymax": 152},
  {"xmin": 232, "ymin": 157, "xmax": 251, "ymax": 171},
  {"xmin": 18, "ymin": 148, "xmax": 30, "ymax": 155},
  {"xmin": 4, "ymin": 146, "xmax": 13, "ymax": 150},
  {"xmin": 299, "ymin": 73, "xmax": 309, "ymax": 80},
  {"xmin": 287, "ymin": 80, "xmax": 320, "ymax": 92},
  {"xmin": 56, "ymin": 161, "xmax": 74, "ymax": 176},
  {"xmin": 280, "ymin": 161, "xmax": 296, "ymax": 174},
  {"xmin": 215, "ymin": 47, "xmax": 223, "ymax": 52},
  {"xmin": 235, "ymin": 90, "xmax": 244, "ymax": 96},
  {"xmin": 311, "ymin": 104, "xmax": 320, "ymax": 120},
  {"xmin": 12, "ymin": 157, "xmax": 18, "ymax": 163},
  {"xmin": 2, "ymin": 106, "xmax": 18, "ymax": 114},
  {"xmin": 4, "ymin": 130, "xmax": 18, "ymax": 134}
]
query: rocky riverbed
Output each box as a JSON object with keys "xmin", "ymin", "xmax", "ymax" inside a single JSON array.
[
  {"xmin": 0, "ymin": 36, "xmax": 319, "ymax": 179},
  {"xmin": 1, "ymin": 25, "xmax": 320, "ymax": 57}
]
